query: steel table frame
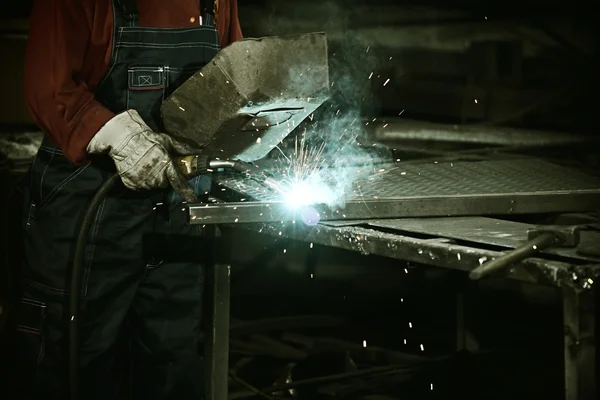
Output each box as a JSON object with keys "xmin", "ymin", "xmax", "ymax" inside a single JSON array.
[
  {"xmin": 188, "ymin": 192, "xmax": 600, "ymax": 223},
  {"xmin": 199, "ymin": 227, "xmax": 231, "ymax": 400},
  {"xmin": 198, "ymin": 155, "xmax": 600, "ymax": 400},
  {"xmin": 202, "ymin": 218, "xmax": 598, "ymax": 400}
]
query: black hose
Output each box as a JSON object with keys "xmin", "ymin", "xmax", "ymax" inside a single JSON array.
[
  {"xmin": 69, "ymin": 172, "xmax": 119, "ymax": 400},
  {"xmin": 68, "ymin": 158, "xmax": 254, "ymax": 399}
]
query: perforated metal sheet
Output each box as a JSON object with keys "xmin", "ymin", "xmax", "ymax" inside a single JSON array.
[{"xmin": 213, "ymin": 158, "xmax": 600, "ymax": 202}]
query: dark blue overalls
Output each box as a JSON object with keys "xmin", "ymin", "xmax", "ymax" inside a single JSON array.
[{"xmin": 16, "ymin": 1, "xmax": 219, "ymax": 398}]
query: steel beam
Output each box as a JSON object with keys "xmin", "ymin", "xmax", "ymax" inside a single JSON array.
[{"xmin": 189, "ymin": 191, "xmax": 600, "ymax": 224}]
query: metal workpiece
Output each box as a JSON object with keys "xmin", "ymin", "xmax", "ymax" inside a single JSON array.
[
  {"xmin": 528, "ymin": 225, "xmax": 582, "ymax": 247},
  {"xmin": 355, "ymin": 218, "xmax": 600, "ymax": 286},
  {"xmin": 189, "ymin": 189, "xmax": 600, "ymax": 224},
  {"xmin": 161, "ymin": 32, "xmax": 330, "ymax": 162},
  {"xmin": 469, "ymin": 225, "xmax": 585, "ymax": 280},
  {"xmin": 469, "ymin": 232, "xmax": 560, "ymax": 280},
  {"xmin": 211, "ymin": 158, "xmax": 600, "ymax": 216},
  {"xmin": 353, "ymin": 217, "xmax": 599, "ymax": 262},
  {"xmin": 189, "ymin": 201, "xmax": 302, "ymax": 224},
  {"xmin": 229, "ymin": 220, "xmax": 600, "ymax": 290}
]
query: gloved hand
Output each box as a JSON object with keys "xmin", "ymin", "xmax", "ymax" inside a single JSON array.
[{"xmin": 87, "ymin": 110, "xmax": 198, "ymax": 203}]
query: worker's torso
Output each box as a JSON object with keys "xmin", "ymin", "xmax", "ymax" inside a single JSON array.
[{"xmin": 94, "ymin": 0, "xmax": 220, "ymax": 131}]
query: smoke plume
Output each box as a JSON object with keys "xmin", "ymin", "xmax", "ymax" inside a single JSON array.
[{"xmin": 264, "ymin": 1, "xmax": 391, "ymax": 208}]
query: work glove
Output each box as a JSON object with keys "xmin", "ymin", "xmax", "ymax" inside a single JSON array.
[{"xmin": 87, "ymin": 110, "xmax": 198, "ymax": 203}]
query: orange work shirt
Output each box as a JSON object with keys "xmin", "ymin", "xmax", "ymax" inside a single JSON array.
[{"xmin": 23, "ymin": 0, "xmax": 243, "ymax": 164}]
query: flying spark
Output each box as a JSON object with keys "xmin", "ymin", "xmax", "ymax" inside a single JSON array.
[{"xmin": 266, "ymin": 130, "xmax": 366, "ymax": 212}]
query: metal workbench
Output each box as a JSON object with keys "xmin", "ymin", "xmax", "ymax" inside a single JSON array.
[{"xmin": 193, "ymin": 157, "xmax": 600, "ymax": 400}]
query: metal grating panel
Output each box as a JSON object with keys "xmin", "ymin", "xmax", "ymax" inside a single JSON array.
[{"xmin": 213, "ymin": 158, "xmax": 600, "ymax": 201}]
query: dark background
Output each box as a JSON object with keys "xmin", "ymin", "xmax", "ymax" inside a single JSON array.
[
  {"xmin": 1, "ymin": 0, "xmax": 598, "ymax": 132},
  {"xmin": 1, "ymin": 1, "xmax": 598, "ymax": 399}
]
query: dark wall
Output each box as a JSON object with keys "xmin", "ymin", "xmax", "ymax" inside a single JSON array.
[{"xmin": 0, "ymin": 0, "xmax": 597, "ymax": 131}]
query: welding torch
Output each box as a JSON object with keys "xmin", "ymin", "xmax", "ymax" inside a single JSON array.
[{"xmin": 175, "ymin": 154, "xmax": 286, "ymax": 195}]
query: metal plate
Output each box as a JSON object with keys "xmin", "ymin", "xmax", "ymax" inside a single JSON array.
[
  {"xmin": 241, "ymin": 220, "xmax": 600, "ymax": 290},
  {"xmin": 364, "ymin": 217, "xmax": 600, "ymax": 262},
  {"xmin": 212, "ymin": 158, "xmax": 600, "ymax": 215},
  {"xmin": 190, "ymin": 194, "xmax": 599, "ymax": 223}
]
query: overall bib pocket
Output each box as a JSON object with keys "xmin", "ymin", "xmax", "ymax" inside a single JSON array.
[{"xmin": 126, "ymin": 66, "xmax": 166, "ymax": 127}]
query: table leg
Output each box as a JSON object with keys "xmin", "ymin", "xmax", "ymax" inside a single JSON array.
[
  {"xmin": 456, "ymin": 280, "xmax": 479, "ymax": 352},
  {"xmin": 562, "ymin": 286, "xmax": 596, "ymax": 400},
  {"xmin": 204, "ymin": 227, "xmax": 231, "ymax": 400}
]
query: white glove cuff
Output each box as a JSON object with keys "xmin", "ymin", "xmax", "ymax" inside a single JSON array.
[{"xmin": 87, "ymin": 109, "xmax": 151, "ymax": 154}]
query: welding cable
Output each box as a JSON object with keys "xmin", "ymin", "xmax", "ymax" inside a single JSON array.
[
  {"xmin": 68, "ymin": 159, "xmax": 233, "ymax": 398},
  {"xmin": 69, "ymin": 156, "xmax": 277, "ymax": 398},
  {"xmin": 69, "ymin": 172, "xmax": 119, "ymax": 400},
  {"xmin": 68, "ymin": 157, "xmax": 261, "ymax": 399}
]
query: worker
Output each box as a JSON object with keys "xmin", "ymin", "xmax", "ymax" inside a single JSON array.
[{"xmin": 15, "ymin": 0, "xmax": 242, "ymax": 398}]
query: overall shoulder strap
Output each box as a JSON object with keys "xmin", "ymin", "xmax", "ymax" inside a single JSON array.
[
  {"xmin": 204, "ymin": 0, "xmax": 218, "ymax": 16},
  {"xmin": 203, "ymin": 0, "xmax": 219, "ymax": 26},
  {"xmin": 114, "ymin": 0, "xmax": 139, "ymax": 26}
]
